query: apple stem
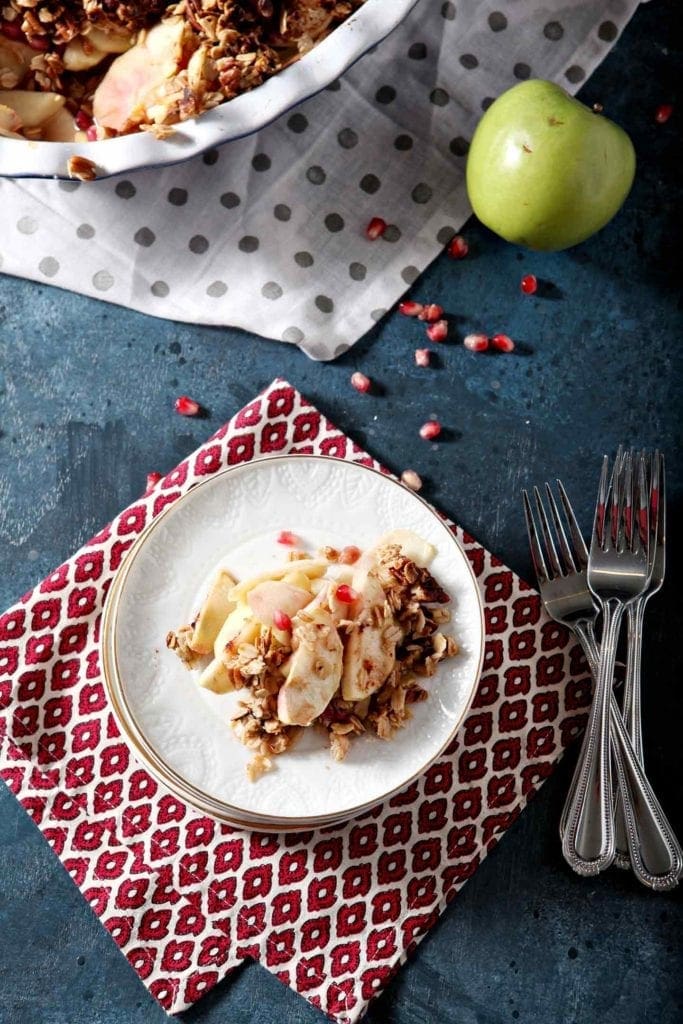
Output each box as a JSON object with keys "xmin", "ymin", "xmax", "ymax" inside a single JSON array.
[{"xmin": 592, "ymin": 102, "xmax": 604, "ymax": 114}]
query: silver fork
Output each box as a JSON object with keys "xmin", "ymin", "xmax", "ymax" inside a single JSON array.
[{"xmin": 523, "ymin": 467, "xmax": 681, "ymax": 889}]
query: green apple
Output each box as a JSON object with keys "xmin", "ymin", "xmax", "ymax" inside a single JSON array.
[{"xmin": 465, "ymin": 79, "xmax": 636, "ymax": 251}]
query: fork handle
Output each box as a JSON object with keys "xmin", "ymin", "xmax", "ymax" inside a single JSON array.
[
  {"xmin": 561, "ymin": 599, "xmax": 622, "ymax": 874},
  {"xmin": 614, "ymin": 597, "xmax": 646, "ymax": 868}
]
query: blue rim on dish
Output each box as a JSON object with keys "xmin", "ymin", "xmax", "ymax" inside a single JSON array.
[{"xmin": 0, "ymin": 0, "xmax": 420, "ymax": 181}]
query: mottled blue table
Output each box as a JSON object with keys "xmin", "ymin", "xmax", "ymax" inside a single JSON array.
[{"xmin": 1, "ymin": 4, "xmax": 682, "ymax": 1023}]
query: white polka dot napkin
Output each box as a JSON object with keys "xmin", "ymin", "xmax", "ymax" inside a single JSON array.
[{"xmin": 0, "ymin": 0, "xmax": 640, "ymax": 361}]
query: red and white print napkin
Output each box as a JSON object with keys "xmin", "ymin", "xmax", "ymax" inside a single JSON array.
[{"xmin": 0, "ymin": 380, "xmax": 591, "ymax": 1021}]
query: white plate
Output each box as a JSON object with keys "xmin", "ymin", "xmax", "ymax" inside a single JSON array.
[
  {"xmin": 0, "ymin": 0, "xmax": 419, "ymax": 180},
  {"xmin": 102, "ymin": 456, "xmax": 484, "ymax": 827}
]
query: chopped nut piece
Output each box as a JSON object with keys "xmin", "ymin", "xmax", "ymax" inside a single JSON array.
[{"xmin": 67, "ymin": 154, "xmax": 97, "ymax": 181}]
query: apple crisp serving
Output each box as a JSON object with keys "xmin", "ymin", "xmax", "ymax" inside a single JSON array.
[
  {"xmin": 167, "ymin": 530, "xmax": 459, "ymax": 781},
  {"xmin": 0, "ymin": 0, "xmax": 364, "ymax": 142}
]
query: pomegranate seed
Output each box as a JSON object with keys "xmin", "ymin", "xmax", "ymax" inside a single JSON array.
[
  {"xmin": 426, "ymin": 320, "xmax": 448, "ymax": 343},
  {"xmin": 366, "ymin": 217, "xmax": 387, "ymax": 240},
  {"xmin": 174, "ymin": 395, "xmax": 200, "ymax": 416},
  {"xmin": 146, "ymin": 471, "xmax": 162, "ymax": 491},
  {"xmin": 447, "ymin": 235, "xmax": 469, "ymax": 259},
  {"xmin": 339, "ymin": 545, "xmax": 361, "ymax": 565},
  {"xmin": 277, "ymin": 530, "xmax": 299, "ymax": 546},
  {"xmin": 350, "ymin": 371, "xmax": 371, "ymax": 394},
  {"xmin": 491, "ymin": 333, "xmax": 515, "ymax": 353},
  {"xmin": 335, "ymin": 584, "xmax": 358, "ymax": 604},
  {"xmin": 401, "ymin": 469, "xmax": 423, "ymax": 491},
  {"xmin": 520, "ymin": 274, "xmax": 537, "ymax": 295},
  {"xmin": 74, "ymin": 110, "xmax": 92, "ymax": 131},
  {"xmin": 1, "ymin": 20, "xmax": 25, "ymax": 40},
  {"xmin": 419, "ymin": 420, "xmax": 442, "ymax": 441},
  {"xmin": 655, "ymin": 104, "xmax": 673, "ymax": 125},
  {"xmin": 273, "ymin": 609, "xmax": 292, "ymax": 632},
  {"xmin": 415, "ymin": 348, "xmax": 431, "ymax": 367},
  {"xmin": 27, "ymin": 34, "xmax": 49, "ymax": 51},
  {"xmin": 418, "ymin": 304, "xmax": 444, "ymax": 323},
  {"xmin": 85, "ymin": 124, "xmax": 99, "ymax": 142},
  {"xmin": 463, "ymin": 333, "xmax": 489, "ymax": 352},
  {"xmin": 398, "ymin": 300, "xmax": 424, "ymax": 317}
]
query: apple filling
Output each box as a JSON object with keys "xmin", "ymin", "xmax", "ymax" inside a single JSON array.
[{"xmin": 167, "ymin": 529, "xmax": 459, "ymax": 781}]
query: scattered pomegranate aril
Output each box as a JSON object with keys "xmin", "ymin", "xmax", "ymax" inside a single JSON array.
[
  {"xmin": 339, "ymin": 545, "xmax": 361, "ymax": 565},
  {"xmin": 655, "ymin": 104, "xmax": 673, "ymax": 125},
  {"xmin": 174, "ymin": 395, "xmax": 200, "ymax": 416},
  {"xmin": 146, "ymin": 471, "xmax": 162, "ymax": 491},
  {"xmin": 463, "ymin": 333, "xmax": 489, "ymax": 352},
  {"xmin": 27, "ymin": 34, "xmax": 49, "ymax": 51},
  {"xmin": 74, "ymin": 110, "xmax": 93, "ymax": 131},
  {"xmin": 426, "ymin": 319, "xmax": 448, "ymax": 343},
  {"xmin": 447, "ymin": 235, "xmax": 469, "ymax": 259},
  {"xmin": 85, "ymin": 124, "xmax": 99, "ymax": 142},
  {"xmin": 415, "ymin": 348, "xmax": 431, "ymax": 367},
  {"xmin": 1, "ymin": 20, "xmax": 24, "ymax": 40},
  {"xmin": 419, "ymin": 420, "xmax": 442, "ymax": 441},
  {"xmin": 365, "ymin": 217, "xmax": 387, "ymax": 240},
  {"xmin": 335, "ymin": 584, "xmax": 358, "ymax": 604},
  {"xmin": 398, "ymin": 300, "xmax": 424, "ymax": 317},
  {"xmin": 277, "ymin": 530, "xmax": 299, "ymax": 546},
  {"xmin": 350, "ymin": 371, "xmax": 371, "ymax": 394},
  {"xmin": 520, "ymin": 274, "xmax": 537, "ymax": 295},
  {"xmin": 418, "ymin": 303, "xmax": 444, "ymax": 323},
  {"xmin": 273, "ymin": 609, "xmax": 292, "ymax": 632},
  {"xmin": 491, "ymin": 333, "xmax": 515, "ymax": 353},
  {"xmin": 401, "ymin": 469, "xmax": 423, "ymax": 491}
]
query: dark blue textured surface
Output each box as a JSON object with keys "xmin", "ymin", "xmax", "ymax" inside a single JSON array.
[{"xmin": 1, "ymin": 4, "xmax": 682, "ymax": 1023}]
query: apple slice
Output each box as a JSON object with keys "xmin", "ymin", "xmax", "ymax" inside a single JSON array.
[
  {"xmin": 340, "ymin": 575, "xmax": 401, "ymax": 701},
  {"xmin": 197, "ymin": 657, "xmax": 235, "ymax": 694},
  {"xmin": 41, "ymin": 106, "xmax": 77, "ymax": 142},
  {"xmin": 0, "ymin": 103, "xmax": 22, "ymax": 137},
  {"xmin": 189, "ymin": 568, "xmax": 236, "ymax": 655},
  {"xmin": 229, "ymin": 560, "xmax": 325, "ymax": 603},
  {"xmin": 213, "ymin": 604, "xmax": 258, "ymax": 661},
  {"xmin": 246, "ymin": 580, "xmax": 311, "ymax": 627},
  {"xmin": 0, "ymin": 90, "xmax": 64, "ymax": 128},
  {"xmin": 0, "ymin": 37, "xmax": 34, "ymax": 82},
  {"xmin": 277, "ymin": 608, "xmax": 343, "ymax": 727}
]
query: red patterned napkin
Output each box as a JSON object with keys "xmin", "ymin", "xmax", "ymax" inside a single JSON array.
[{"xmin": 0, "ymin": 380, "xmax": 590, "ymax": 1021}]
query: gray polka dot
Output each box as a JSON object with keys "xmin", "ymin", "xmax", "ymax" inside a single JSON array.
[
  {"xmin": 252, "ymin": 153, "xmax": 271, "ymax": 172},
  {"xmin": 412, "ymin": 182, "xmax": 433, "ymax": 204},
  {"xmin": 238, "ymin": 235, "xmax": 259, "ymax": 253},
  {"xmin": 395, "ymin": 134, "xmax": 413, "ymax": 151},
  {"xmin": 441, "ymin": 2, "xmax": 455, "ymax": 19},
  {"xmin": 307, "ymin": 165, "xmax": 326, "ymax": 185},
  {"xmin": 262, "ymin": 281, "xmax": 283, "ymax": 300},
  {"xmin": 203, "ymin": 149, "xmax": 219, "ymax": 165},
  {"xmin": 565, "ymin": 65, "xmax": 585, "ymax": 84},
  {"xmin": 408, "ymin": 42, "xmax": 427, "ymax": 59},
  {"xmin": 514, "ymin": 62, "xmax": 531, "ymax": 80},
  {"xmin": 326, "ymin": 79, "xmax": 341, "ymax": 92},
  {"xmin": 220, "ymin": 191, "xmax": 240, "ymax": 209},
  {"xmin": 17, "ymin": 216, "xmax": 37, "ymax": 235},
  {"xmin": 207, "ymin": 281, "xmax": 227, "ymax": 297},
  {"xmin": 59, "ymin": 180, "xmax": 80, "ymax": 193},
  {"xmin": 115, "ymin": 180, "xmax": 136, "ymax": 199},
  {"xmin": 481, "ymin": 97, "xmax": 495, "ymax": 112},
  {"xmin": 295, "ymin": 251, "xmax": 314, "ymax": 268},
  {"xmin": 325, "ymin": 213, "xmax": 345, "ymax": 232},
  {"xmin": 92, "ymin": 270, "xmax": 114, "ymax": 291},
  {"xmin": 77, "ymin": 223, "xmax": 95, "ymax": 239},
  {"xmin": 450, "ymin": 136, "xmax": 470, "ymax": 156},
  {"xmin": 338, "ymin": 127, "xmax": 358, "ymax": 149},
  {"xmin": 282, "ymin": 326, "xmax": 304, "ymax": 344},
  {"xmin": 488, "ymin": 11, "xmax": 507, "ymax": 31},
  {"xmin": 430, "ymin": 88, "xmax": 449, "ymax": 106},
  {"xmin": 39, "ymin": 256, "xmax": 59, "ymax": 278},
  {"xmin": 151, "ymin": 280, "xmax": 169, "ymax": 297},
  {"xmin": 360, "ymin": 174, "xmax": 381, "ymax": 195},
  {"xmin": 437, "ymin": 226, "xmax": 455, "ymax": 245},
  {"xmin": 598, "ymin": 20, "xmax": 618, "ymax": 41},
  {"xmin": 401, "ymin": 266, "xmax": 420, "ymax": 284},
  {"xmin": 134, "ymin": 227, "xmax": 155, "ymax": 247},
  {"xmin": 315, "ymin": 295, "xmax": 334, "ymax": 314},
  {"xmin": 189, "ymin": 234, "xmax": 209, "ymax": 254},
  {"xmin": 544, "ymin": 21, "xmax": 564, "ymax": 40},
  {"xmin": 349, "ymin": 262, "xmax": 366, "ymax": 281},
  {"xmin": 375, "ymin": 85, "xmax": 396, "ymax": 104},
  {"xmin": 288, "ymin": 113, "xmax": 308, "ymax": 133},
  {"xmin": 371, "ymin": 308, "xmax": 387, "ymax": 322},
  {"xmin": 168, "ymin": 188, "xmax": 187, "ymax": 206},
  {"xmin": 274, "ymin": 204, "xmax": 291, "ymax": 221},
  {"xmin": 383, "ymin": 224, "xmax": 402, "ymax": 243},
  {"xmin": 459, "ymin": 54, "xmax": 478, "ymax": 69}
]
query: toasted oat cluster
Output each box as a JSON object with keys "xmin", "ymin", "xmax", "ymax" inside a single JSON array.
[
  {"xmin": 0, "ymin": 0, "xmax": 364, "ymax": 143},
  {"xmin": 167, "ymin": 530, "xmax": 459, "ymax": 781}
]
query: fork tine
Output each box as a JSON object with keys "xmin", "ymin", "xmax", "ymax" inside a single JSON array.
[
  {"xmin": 633, "ymin": 450, "xmax": 649, "ymax": 554},
  {"xmin": 545, "ymin": 483, "xmax": 578, "ymax": 574},
  {"xmin": 622, "ymin": 450, "xmax": 634, "ymax": 550},
  {"xmin": 533, "ymin": 486, "xmax": 563, "ymax": 578},
  {"xmin": 523, "ymin": 489, "xmax": 549, "ymax": 585},
  {"xmin": 557, "ymin": 479, "xmax": 589, "ymax": 569},
  {"xmin": 594, "ymin": 455, "xmax": 610, "ymax": 550},
  {"xmin": 651, "ymin": 449, "xmax": 661, "ymax": 544},
  {"xmin": 657, "ymin": 452, "xmax": 665, "ymax": 545}
]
